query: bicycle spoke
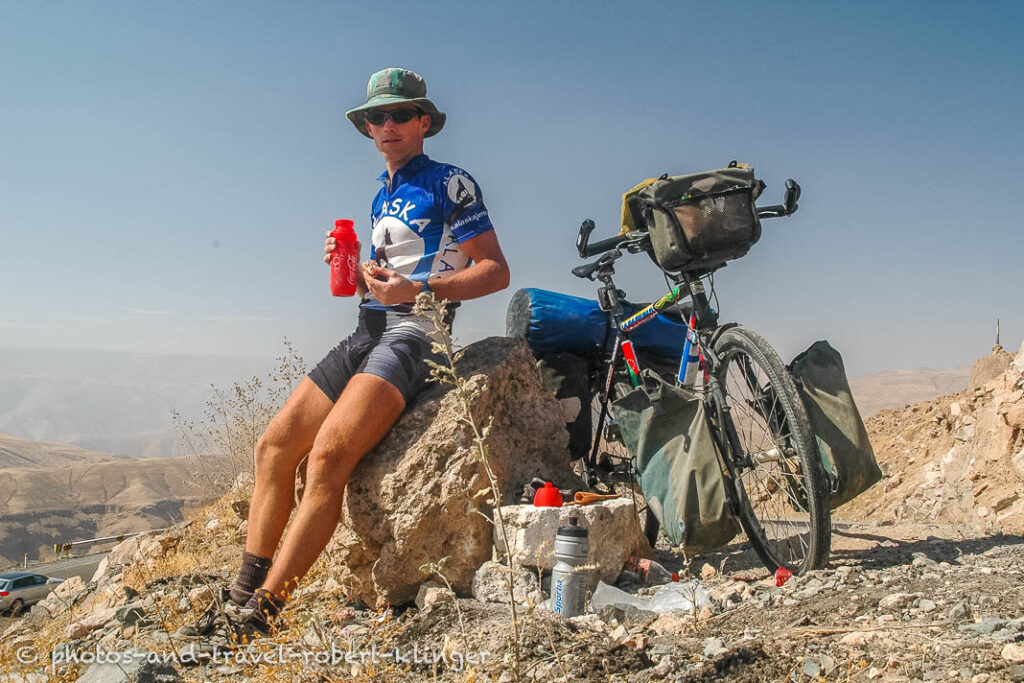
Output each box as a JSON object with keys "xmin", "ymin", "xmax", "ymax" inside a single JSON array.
[{"xmin": 716, "ymin": 334, "xmax": 823, "ymax": 570}]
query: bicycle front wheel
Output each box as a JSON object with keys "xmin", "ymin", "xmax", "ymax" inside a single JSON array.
[{"xmin": 712, "ymin": 326, "xmax": 831, "ymax": 573}]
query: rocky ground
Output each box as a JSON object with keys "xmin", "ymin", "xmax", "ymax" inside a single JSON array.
[
  {"xmin": 1, "ymin": 515, "xmax": 1022, "ymax": 683},
  {"xmin": 845, "ymin": 344, "xmax": 1024, "ymax": 535}
]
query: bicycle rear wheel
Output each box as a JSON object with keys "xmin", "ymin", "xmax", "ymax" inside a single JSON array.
[{"xmin": 712, "ymin": 326, "xmax": 830, "ymax": 573}]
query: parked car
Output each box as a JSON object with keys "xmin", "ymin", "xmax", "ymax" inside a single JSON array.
[{"xmin": 0, "ymin": 572, "xmax": 63, "ymax": 616}]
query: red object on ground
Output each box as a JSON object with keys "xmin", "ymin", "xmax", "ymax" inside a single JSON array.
[
  {"xmin": 330, "ymin": 219, "xmax": 359, "ymax": 297},
  {"xmin": 533, "ymin": 482, "xmax": 562, "ymax": 507},
  {"xmin": 775, "ymin": 567, "xmax": 793, "ymax": 587}
]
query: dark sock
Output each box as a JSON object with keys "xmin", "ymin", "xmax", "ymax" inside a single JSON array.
[
  {"xmin": 230, "ymin": 551, "xmax": 272, "ymax": 606},
  {"xmin": 245, "ymin": 588, "xmax": 285, "ymax": 629}
]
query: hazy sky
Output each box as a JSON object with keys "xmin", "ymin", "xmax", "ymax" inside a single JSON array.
[{"xmin": 2, "ymin": 1, "xmax": 1022, "ymax": 377}]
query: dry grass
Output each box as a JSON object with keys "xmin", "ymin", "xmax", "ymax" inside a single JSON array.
[{"xmin": 172, "ymin": 338, "xmax": 306, "ymax": 493}]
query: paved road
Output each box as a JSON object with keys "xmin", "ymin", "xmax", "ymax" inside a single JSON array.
[
  {"xmin": 0, "ymin": 553, "xmax": 106, "ymax": 626},
  {"xmin": 25, "ymin": 552, "xmax": 106, "ymax": 583}
]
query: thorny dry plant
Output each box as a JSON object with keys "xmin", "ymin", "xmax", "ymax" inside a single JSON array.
[
  {"xmin": 413, "ymin": 292, "xmax": 524, "ymax": 681},
  {"xmin": 172, "ymin": 338, "xmax": 306, "ymax": 491},
  {"xmin": 418, "ymin": 557, "xmax": 471, "ymax": 649}
]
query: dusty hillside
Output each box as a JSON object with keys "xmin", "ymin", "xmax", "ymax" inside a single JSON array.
[
  {"xmin": 0, "ymin": 433, "xmax": 128, "ymax": 468},
  {"xmin": 842, "ymin": 343, "xmax": 1024, "ymax": 533},
  {"xmin": 0, "ymin": 437, "xmax": 227, "ymax": 563}
]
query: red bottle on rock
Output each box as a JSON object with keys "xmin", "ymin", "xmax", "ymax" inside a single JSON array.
[
  {"xmin": 330, "ymin": 219, "xmax": 359, "ymax": 297},
  {"xmin": 533, "ymin": 482, "xmax": 562, "ymax": 507}
]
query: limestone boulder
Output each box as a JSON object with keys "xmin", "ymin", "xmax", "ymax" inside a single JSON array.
[
  {"xmin": 326, "ymin": 337, "xmax": 583, "ymax": 608},
  {"xmin": 471, "ymin": 561, "xmax": 540, "ymax": 605},
  {"xmin": 970, "ymin": 347, "xmax": 1013, "ymax": 390},
  {"xmin": 414, "ymin": 581, "xmax": 452, "ymax": 610},
  {"xmin": 54, "ymin": 575, "xmax": 85, "ymax": 600},
  {"xmin": 75, "ymin": 649, "xmax": 181, "ymax": 683},
  {"xmin": 32, "ymin": 575, "xmax": 88, "ymax": 617},
  {"xmin": 494, "ymin": 499, "xmax": 651, "ymax": 586}
]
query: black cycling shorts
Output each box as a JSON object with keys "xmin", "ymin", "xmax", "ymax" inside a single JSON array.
[{"xmin": 308, "ymin": 307, "xmax": 448, "ymax": 405}]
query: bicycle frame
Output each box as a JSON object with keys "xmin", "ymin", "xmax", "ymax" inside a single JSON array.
[
  {"xmin": 587, "ymin": 268, "xmax": 724, "ymax": 471},
  {"xmin": 589, "ymin": 264, "xmax": 767, "ymax": 494},
  {"xmin": 618, "ymin": 283, "xmax": 705, "ymax": 388}
]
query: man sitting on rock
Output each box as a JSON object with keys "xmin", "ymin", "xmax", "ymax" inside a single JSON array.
[{"xmin": 181, "ymin": 66, "xmax": 510, "ymax": 641}]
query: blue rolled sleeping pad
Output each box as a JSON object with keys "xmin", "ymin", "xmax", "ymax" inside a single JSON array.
[{"xmin": 505, "ymin": 288, "xmax": 687, "ymax": 362}]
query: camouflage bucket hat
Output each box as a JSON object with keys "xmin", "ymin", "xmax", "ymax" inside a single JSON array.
[{"xmin": 346, "ymin": 67, "xmax": 446, "ymax": 138}]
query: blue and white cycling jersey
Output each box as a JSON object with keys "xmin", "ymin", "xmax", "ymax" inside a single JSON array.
[{"xmin": 363, "ymin": 154, "xmax": 494, "ymax": 315}]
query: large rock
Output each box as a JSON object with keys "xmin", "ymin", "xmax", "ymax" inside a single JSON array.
[
  {"xmin": 326, "ymin": 337, "xmax": 583, "ymax": 608},
  {"xmin": 32, "ymin": 575, "xmax": 88, "ymax": 617},
  {"xmin": 494, "ymin": 499, "xmax": 651, "ymax": 585},
  {"xmin": 75, "ymin": 649, "xmax": 180, "ymax": 683},
  {"xmin": 472, "ymin": 561, "xmax": 540, "ymax": 605},
  {"xmin": 54, "ymin": 575, "xmax": 86, "ymax": 600},
  {"xmin": 970, "ymin": 347, "xmax": 1013, "ymax": 390},
  {"xmin": 65, "ymin": 606, "xmax": 118, "ymax": 639}
]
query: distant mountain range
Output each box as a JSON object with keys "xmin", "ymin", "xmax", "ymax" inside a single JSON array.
[
  {"xmin": 0, "ymin": 344, "xmax": 970, "ymax": 458},
  {"xmin": 0, "ymin": 433, "xmax": 227, "ymax": 564},
  {"xmin": 849, "ymin": 366, "xmax": 970, "ymax": 418},
  {"xmin": 0, "ymin": 346, "xmax": 267, "ymax": 458},
  {"xmin": 0, "ymin": 433, "xmax": 127, "ymax": 468}
]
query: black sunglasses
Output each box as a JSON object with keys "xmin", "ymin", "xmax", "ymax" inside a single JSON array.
[{"xmin": 364, "ymin": 108, "xmax": 423, "ymax": 126}]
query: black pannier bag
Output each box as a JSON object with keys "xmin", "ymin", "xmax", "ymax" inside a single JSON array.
[
  {"xmin": 636, "ymin": 165, "xmax": 763, "ymax": 272},
  {"xmin": 788, "ymin": 341, "xmax": 883, "ymax": 508}
]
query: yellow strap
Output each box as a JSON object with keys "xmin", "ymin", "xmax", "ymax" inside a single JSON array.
[{"xmin": 620, "ymin": 178, "xmax": 658, "ymax": 235}]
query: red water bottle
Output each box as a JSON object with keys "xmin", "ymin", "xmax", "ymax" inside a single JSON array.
[{"xmin": 329, "ymin": 219, "xmax": 359, "ymax": 297}]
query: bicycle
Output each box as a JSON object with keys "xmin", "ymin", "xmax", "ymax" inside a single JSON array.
[{"xmin": 570, "ymin": 172, "xmax": 831, "ymax": 575}]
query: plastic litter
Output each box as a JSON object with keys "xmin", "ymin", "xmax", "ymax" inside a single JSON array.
[
  {"xmin": 590, "ymin": 579, "xmax": 711, "ymax": 614},
  {"xmin": 623, "ymin": 556, "xmax": 678, "ymax": 585},
  {"xmin": 648, "ymin": 580, "xmax": 712, "ymax": 612},
  {"xmin": 590, "ymin": 581, "xmax": 647, "ymax": 611}
]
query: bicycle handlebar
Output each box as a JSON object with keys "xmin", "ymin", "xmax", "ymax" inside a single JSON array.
[
  {"xmin": 576, "ymin": 219, "xmax": 626, "ymax": 258},
  {"xmin": 755, "ymin": 179, "xmax": 801, "ymax": 218}
]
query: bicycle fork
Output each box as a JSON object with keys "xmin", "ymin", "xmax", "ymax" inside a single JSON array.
[{"xmin": 704, "ymin": 374, "xmax": 756, "ymax": 519}]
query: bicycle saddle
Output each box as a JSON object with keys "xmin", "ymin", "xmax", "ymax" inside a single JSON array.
[{"xmin": 571, "ymin": 261, "xmax": 603, "ymax": 280}]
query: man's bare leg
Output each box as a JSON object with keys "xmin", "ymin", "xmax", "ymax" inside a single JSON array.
[
  {"xmin": 260, "ymin": 372, "xmax": 405, "ymax": 597},
  {"xmin": 245, "ymin": 377, "xmax": 335, "ymax": 559}
]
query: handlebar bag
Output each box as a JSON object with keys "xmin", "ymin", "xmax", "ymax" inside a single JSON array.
[
  {"xmin": 611, "ymin": 375, "xmax": 740, "ymax": 552},
  {"xmin": 788, "ymin": 341, "xmax": 883, "ymax": 508},
  {"xmin": 638, "ymin": 166, "xmax": 762, "ymax": 271}
]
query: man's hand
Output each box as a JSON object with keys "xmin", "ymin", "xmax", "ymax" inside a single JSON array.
[
  {"xmin": 323, "ymin": 231, "xmax": 336, "ymax": 263},
  {"xmin": 324, "ymin": 231, "xmax": 361, "ymax": 264},
  {"xmin": 361, "ymin": 262, "xmax": 421, "ymax": 305}
]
